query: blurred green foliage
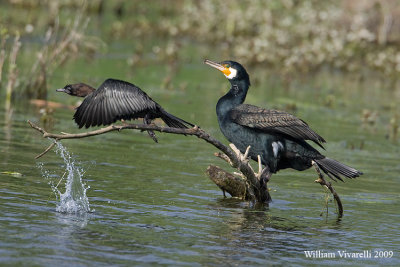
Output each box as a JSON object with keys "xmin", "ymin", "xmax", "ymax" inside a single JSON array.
[
  {"xmin": 1, "ymin": 0, "xmax": 400, "ymax": 100},
  {"xmin": 94, "ymin": 0, "xmax": 400, "ymax": 78}
]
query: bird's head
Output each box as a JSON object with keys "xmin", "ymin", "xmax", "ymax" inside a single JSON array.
[
  {"xmin": 204, "ymin": 59, "xmax": 250, "ymax": 85},
  {"xmin": 56, "ymin": 83, "xmax": 95, "ymax": 97},
  {"xmin": 56, "ymin": 84, "xmax": 73, "ymax": 95}
]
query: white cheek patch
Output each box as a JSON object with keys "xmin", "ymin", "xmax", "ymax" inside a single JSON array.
[
  {"xmin": 272, "ymin": 141, "xmax": 284, "ymax": 158},
  {"xmin": 224, "ymin": 67, "xmax": 237, "ymax": 79}
]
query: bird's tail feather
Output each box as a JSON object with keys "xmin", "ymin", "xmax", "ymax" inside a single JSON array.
[
  {"xmin": 314, "ymin": 157, "xmax": 362, "ymax": 182},
  {"xmin": 161, "ymin": 110, "xmax": 194, "ymax": 129}
]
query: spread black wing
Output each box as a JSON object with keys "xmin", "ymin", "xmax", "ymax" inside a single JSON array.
[
  {"xmin": 230, "ymin": 104, "xmax": 326, "ymax": 148},
  {"xmin": 73, "ymin": 79, "xmax": 194, "ymax": 129}
]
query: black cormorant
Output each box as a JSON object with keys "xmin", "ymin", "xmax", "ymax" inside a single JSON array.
[
  {"xmin": 204, "ymin": 59, "xmax": 362, "ymax": 184},
  {"xmin": 57, "ymin": 78, "xmax": 194, "ymax": 142}
]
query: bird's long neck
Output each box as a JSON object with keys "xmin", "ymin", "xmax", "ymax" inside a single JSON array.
[{"xmin": 217, "ymin": 79, "xmax": 249, "ymax": 116}]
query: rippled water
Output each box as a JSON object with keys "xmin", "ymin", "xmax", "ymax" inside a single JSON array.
[{"xmin": 1, "ymin": 66, "xmax": 400, "ymax": 266}]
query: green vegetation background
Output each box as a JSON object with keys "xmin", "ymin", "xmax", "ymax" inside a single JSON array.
[{"xmin": 0, "ymin": 0, "xmax": 399, "ymax": 141}]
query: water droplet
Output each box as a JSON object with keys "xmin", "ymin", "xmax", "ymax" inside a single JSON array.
[{"xmin": 37, "ymin": 141, "xmax": 92, "ymax": 214}]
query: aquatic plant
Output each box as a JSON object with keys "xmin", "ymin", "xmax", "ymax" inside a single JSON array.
[
  {"xmin": 104, "ymin": 0, "xmax": 400, "ymax": 80},
  {"xmin": 173, "ymin": 0, "xmax": 400, "ymax": 77},
  {"xmin": 0, "ymin": 30, "xmax": 21, "ymax": 122},
  {"xmin": 23, "ymin": 12, "xmax": 91, "ymax": 99},
  {"xmin": 3, "ymin": 0, "xmax": 400, "ymax": 94}
]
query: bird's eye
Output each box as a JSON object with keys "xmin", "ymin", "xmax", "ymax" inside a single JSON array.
[{"xmin": 224, "ymin": 64, "xmax": 230, "ymax": 68}]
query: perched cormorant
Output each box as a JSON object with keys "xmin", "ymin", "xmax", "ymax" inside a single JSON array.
[
  {"xmin": 57, "ymin": 78, "xmax": 194, "ymax": 142},
  {"xmin": 204, "ymin": 59, "xmax": 362, "ymax": 184}
]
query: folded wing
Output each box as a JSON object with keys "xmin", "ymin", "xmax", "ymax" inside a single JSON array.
[{"xmin": 230, "ymin": 104, "xmax": 326, "ymax": 148}]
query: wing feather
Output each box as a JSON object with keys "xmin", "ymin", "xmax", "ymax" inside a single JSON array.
[
  {"xmin": 74, "ymin": 79, "xmax": 158, "ymax": 128},
  {"xmin": 230, "ymin": 104, "xmax": 326, "ymax": 148}
]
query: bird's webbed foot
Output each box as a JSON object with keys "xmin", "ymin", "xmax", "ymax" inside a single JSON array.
[
  {"xmin": 143, "ymin": 116, "xmax": 158, "ymax": 143},
  {"xmin": 147, "ymin": 130, "xmax": 158, "ymax": 143}
]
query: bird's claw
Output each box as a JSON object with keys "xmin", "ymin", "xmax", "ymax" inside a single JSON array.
[{"xmin": 229, "ymin": 144, "xmax": 251, "ymax": 163}]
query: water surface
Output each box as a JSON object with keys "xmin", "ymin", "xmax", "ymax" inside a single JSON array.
[{"xmin": 1, "ymin": 62, "xmax": 399, "ymax": 266}]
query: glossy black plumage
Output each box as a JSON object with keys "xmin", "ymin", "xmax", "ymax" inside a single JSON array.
[
  {"xmin": 230, "ymin": 104, "xmax": 326, "ymax": 149},
  {"xmin": 205, "ymin": 59, "xmax": 362, "ymax": 182},
  {"xmin": 57, "ymin": 79, "xmax": 194, "ymax": 136}
]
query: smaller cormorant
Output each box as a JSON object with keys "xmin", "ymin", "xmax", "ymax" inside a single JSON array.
[
  {"xmin": 204, "ymin": 59, "xmax": 362, "ymax": 187},
  {"xmin": 57, "ymin": 78, "xmax": 194, "ymax": 142}
]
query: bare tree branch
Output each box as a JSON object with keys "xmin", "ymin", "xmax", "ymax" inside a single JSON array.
[
  {"xmin": 35, "ymin": 140, "xmax": 58, "ymax": 159},
  {"xmin": 28, "ymin": 120, "xmax": 271, "ymax": 203},
  {"xmin": 28, "ymin": 119, "xmax": 347, "ymax": 215}
]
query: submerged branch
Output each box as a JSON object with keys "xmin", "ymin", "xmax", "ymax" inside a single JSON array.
[
  {"xmin": 313, "ymin": 161, "xmax": 344, "ymax": 217},
  {"xmin": 315, "ymin": 178, "xmax": 343, "ymax": 218}
]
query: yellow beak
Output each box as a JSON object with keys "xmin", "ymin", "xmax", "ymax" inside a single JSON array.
[{"xmin": 204, "ymin": 59, "xmax": 231, "ymax": 76}]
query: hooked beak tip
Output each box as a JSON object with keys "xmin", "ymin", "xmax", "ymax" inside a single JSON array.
[
  {"xmin": 204, "ymin": 59, "xmax": 217, "ymax": 65},
  {"xmin": 204, "ymin": 59, "xmax": 228, "ymax": 74}
]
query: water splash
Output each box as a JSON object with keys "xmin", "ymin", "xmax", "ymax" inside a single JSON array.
[{"xmin": 38, "ymin": 141, "xmax": 92, "ymax": 214}]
